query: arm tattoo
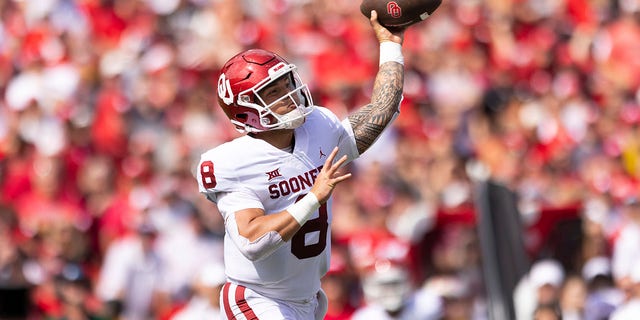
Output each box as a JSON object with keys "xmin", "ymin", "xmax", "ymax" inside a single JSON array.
[{"xmin": 348, "ymin": 61, "xmax": 404, "ymax": 154}]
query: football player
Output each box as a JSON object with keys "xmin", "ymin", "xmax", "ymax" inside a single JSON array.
[{"xmin": 196, "ymin": 11, "xmax": 405, "ymax": 320}]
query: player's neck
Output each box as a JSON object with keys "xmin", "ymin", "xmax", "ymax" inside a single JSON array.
[{"xmin": 252, "ymin": 129, "xmax": 295, "ymax": 151}]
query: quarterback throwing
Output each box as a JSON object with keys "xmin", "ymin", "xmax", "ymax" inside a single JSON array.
[{"xmin": 196, "ymin": 11, "xmax": 405, "ymax": 320}]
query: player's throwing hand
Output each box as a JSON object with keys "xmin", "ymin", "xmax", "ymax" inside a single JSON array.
[{"xmin": 369, "ymin": 10, "xmax": 405, "ymax": 45}]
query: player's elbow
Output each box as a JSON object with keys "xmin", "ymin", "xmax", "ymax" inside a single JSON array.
[
  {"xmin": 237, "ymin": 231, "xmax": 284, "ymax": 262},
  {"xmin": 239, "ymin": 245, "xmax": 268, "ymax": 261}
]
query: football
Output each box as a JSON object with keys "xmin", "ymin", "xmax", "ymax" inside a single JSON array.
[{"xmin": 360, "ymin": 0, "xmax": 442, "ymax": 31}]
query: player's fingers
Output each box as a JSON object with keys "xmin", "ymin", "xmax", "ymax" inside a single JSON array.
[
  {"xmin": 369, "ymin": 10, "xmax": 398, "ymax": 43},
  {"xmin": 323, "ymin": 147, "xmax": 339, "ymax": 169},
  {"xmin": 328, "ymin": 173, "xmax": 352, "ymax": 189},
  {"xmin": 370, "ymin": 10, "xmax": 378, "ymax": 22},
  {"xmin": 334, "ymin": 173, "xmax": 352, "ymax": 184},
  {"xmin": 331, "ymin": 155, "xmax": 348, "ymax": 171},
  {"xmin": 370, "ymin": 10, "xmax": 383, "ymax": 28}
]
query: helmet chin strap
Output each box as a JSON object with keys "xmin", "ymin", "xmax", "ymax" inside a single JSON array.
[{"xmin": 276, "ymin": 107, "xmax": 305, "ymax": 130}]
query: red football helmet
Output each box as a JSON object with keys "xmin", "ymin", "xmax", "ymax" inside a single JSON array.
[{"xmin": 217, "ymin": 49, "xmax": 314, "ymax": 133}]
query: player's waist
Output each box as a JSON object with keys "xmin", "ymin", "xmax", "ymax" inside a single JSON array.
[{"xmin": 229, "ymin": 278, "xmax": 320, "ymax": 303}]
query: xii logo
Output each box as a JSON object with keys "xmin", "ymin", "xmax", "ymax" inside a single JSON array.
[{"xmin": 266, "ymin": 168, "xmax": 282, "ymax": 181}]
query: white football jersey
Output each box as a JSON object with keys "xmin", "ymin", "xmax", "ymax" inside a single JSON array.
[{"xmin": 197, "ymin": 107, "xmax": 359, "ymax": 300}]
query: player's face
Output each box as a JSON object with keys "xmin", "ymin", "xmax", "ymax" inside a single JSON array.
[{"xmin": 257, "ymin": 73, "xmax": 301, "ymax": 115}]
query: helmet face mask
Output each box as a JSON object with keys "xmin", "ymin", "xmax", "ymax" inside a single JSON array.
[{"xmin": 217, "ymin": 50, "xmax": 314, "ymax": 133}]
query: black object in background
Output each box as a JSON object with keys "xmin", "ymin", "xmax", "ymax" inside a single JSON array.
[
  {"xmin": 476, "ymin": 180, "xmax": 530, "ymax": 320},
  {"xmin": 0, "ymin": 286, "xmax": 30, "ymax": 319}
]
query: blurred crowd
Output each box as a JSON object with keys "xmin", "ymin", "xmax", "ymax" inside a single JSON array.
[{"xmin": 2, "ymin": 0, "xmax": 640, "ymax": 319}]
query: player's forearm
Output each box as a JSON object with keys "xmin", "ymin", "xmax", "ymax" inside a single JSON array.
[
  {"xmin": 229, "ymin": 210, "xmax": 301, "ymax": 261},
  {"xmin": 236, "ymin": 209, "xmax": 301, "ymax": 242},
  {"xmin": 348, "ymin": 61, "xmax": 404, "ymax": 154}
]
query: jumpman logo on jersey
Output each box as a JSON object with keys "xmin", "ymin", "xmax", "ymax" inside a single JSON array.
[
  {"xmin": 266, "ymin": 168, "xmax": 282, "ymax": 181},
  {"xmin": 319, "ymin": 148, "xmax": 326, "ymax": 159}
]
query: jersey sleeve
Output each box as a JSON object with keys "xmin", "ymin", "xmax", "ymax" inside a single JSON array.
[
  {"xmin": 196, "ymin": 149, "xmax": 251, "ymax": 204},
  {"xmin": 216, "ymin": 190, "xmax": 264, "ymax": 218},
  {"xmin": 196, "ymin": 154, "xmax": 223, "ymax": 203},
  {"xmin": 339, "ymin": 117, "xmax": 360, "ymax": 162},
  {"xmin": 315, "ymin": 106, "xmax": 360, "ymax": 162},
  {"xmin": 196, "ymin": 145, "xmax": 265, "ymax": 217}
]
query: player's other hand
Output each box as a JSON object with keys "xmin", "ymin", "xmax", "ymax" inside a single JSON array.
[
  {"xmin": 370, "ymin": 10, "xmax": 405, "ymax": 44},
  {"xmin": 311, "ymin": 147, "xmax": 351, "ymax": 204}
]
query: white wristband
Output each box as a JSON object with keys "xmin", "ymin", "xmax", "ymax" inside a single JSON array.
[
  {"xmin": 288, "ymin": 193, "xmax": 321, "ymax": 225},
  {"xmin": 379, "ymin": 41, "xmax": 404, "ymax": 66}
]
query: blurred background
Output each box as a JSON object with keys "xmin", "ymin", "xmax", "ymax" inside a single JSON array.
[{"xmin": 1, "ymin": 0, "xmax": 640, "ymax": 319}]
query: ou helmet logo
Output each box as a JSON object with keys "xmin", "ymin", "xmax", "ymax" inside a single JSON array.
[
  {"xmin": 218, "ymin": 73, "xmax": 234, "ymax": 105},
  {"xmin": 387, "ymin": 1, "xmax": 402, "ymax": 18}
]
